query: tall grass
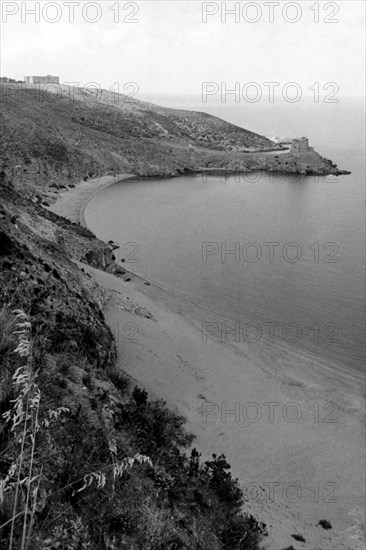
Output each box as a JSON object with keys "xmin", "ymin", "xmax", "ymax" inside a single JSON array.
[
  {"xmin": 0, "ymin": 309, "xmax": 41, "ymax": 550},
  {"xmin": 0, "ymin": 308, "xmax": 153, "ymax": 548}
]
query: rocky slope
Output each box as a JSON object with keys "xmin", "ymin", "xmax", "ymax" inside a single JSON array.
[
  {"xmin": 0, "ymin": 82, "xmax": 349, "ymax": 201},
  {"xmin": 0, "ymin": 83, "xmax": 274, "ymax": 188}
]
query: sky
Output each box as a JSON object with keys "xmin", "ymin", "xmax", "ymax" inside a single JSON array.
[{"xmin": 1, "ymin": 0, "xmax": 365, "ymax": 98}]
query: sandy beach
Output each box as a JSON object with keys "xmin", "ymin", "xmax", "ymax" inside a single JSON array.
[
  {"xmin": 47, "ymin": 173, "xmax": 133, "ymax": 225},
  {"xmin": 50, "ymin": 176, "xmax": 366, "ymax": 550}
]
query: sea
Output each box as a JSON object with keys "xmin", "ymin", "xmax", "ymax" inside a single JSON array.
[{"xmin": 84, "ymin": 96, "xmax": 365, "ymax": 376}]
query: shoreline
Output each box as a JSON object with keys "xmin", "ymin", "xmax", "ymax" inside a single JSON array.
[
  {"xmin": 47, "ymin": 173, "xmax": 133, "ymax": 225},
  {"xmin": 77, "ymin": 173, "xmax": 364, "ymax": 385},
  {"xmin": 50, "ymin": 175, "xmax": 365, "ymax": 550}
]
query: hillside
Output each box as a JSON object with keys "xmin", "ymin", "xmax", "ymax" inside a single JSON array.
[
  {"xmin": 0, "ymin": 83, "xmax": 348, "ymax": 201},
  {"xmin": 0, "ymin": 83, "xmax": 277, "ymax": 189}
]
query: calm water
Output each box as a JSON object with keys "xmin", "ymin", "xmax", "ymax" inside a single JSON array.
[{"xmin": 85, "ymin": 98, "xmax": 365, "ymax": 374}]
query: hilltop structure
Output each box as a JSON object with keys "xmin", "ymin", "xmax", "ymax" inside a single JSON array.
[
  {"xmin": 270, "ymin": 136, "xmax": 314, "ymax": 153},
  {"xmin": 290, "ymin": 136, "xmax": 313, "ymax": 153},
  {"xmin": 24, "ymin": 75, "xmax": 60, "ymax": 85}
]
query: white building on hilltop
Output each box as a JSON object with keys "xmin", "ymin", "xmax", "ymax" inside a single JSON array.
[{"xmin": 24, "ymin": 75, "xmax": 60, "ymax": 85}]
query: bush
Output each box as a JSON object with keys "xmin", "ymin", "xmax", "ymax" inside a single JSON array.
[
  {"xmin": 125, "ymin": 394, "xmax": 194, "ymax": 456},
  {"xmin": 203, "ymin": 454, "xmax": 242, "ymax": 507},
  {"xmin": 108, "ymin": 370, "xmax": 130, "ymax": 394},
  {"xmin": 132, "ymin": 385, "xmax": 148, "ymax": 406},
  {"xmin": 221, "ymin": 513, "xmax": 267, "ymax": 550}
]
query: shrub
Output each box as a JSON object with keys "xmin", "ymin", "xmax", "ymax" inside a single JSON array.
[
  {"xmin": 109, "ymin": 370, "xmax": 130, "ymax": 395},
  {"xmin": 125, "ymin": 394, "xmax": 194, "ymax": 457},
  {"xmin": 132, "ymin": 385, "xmax": 148, "ymax": 407},
  {"xmin": 203, "ymin": 454, "xmax": 242, "ymax": 507},
  {"xmin": 221, "ymin": 513, "xmax": 267, "ymax": 550}
]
